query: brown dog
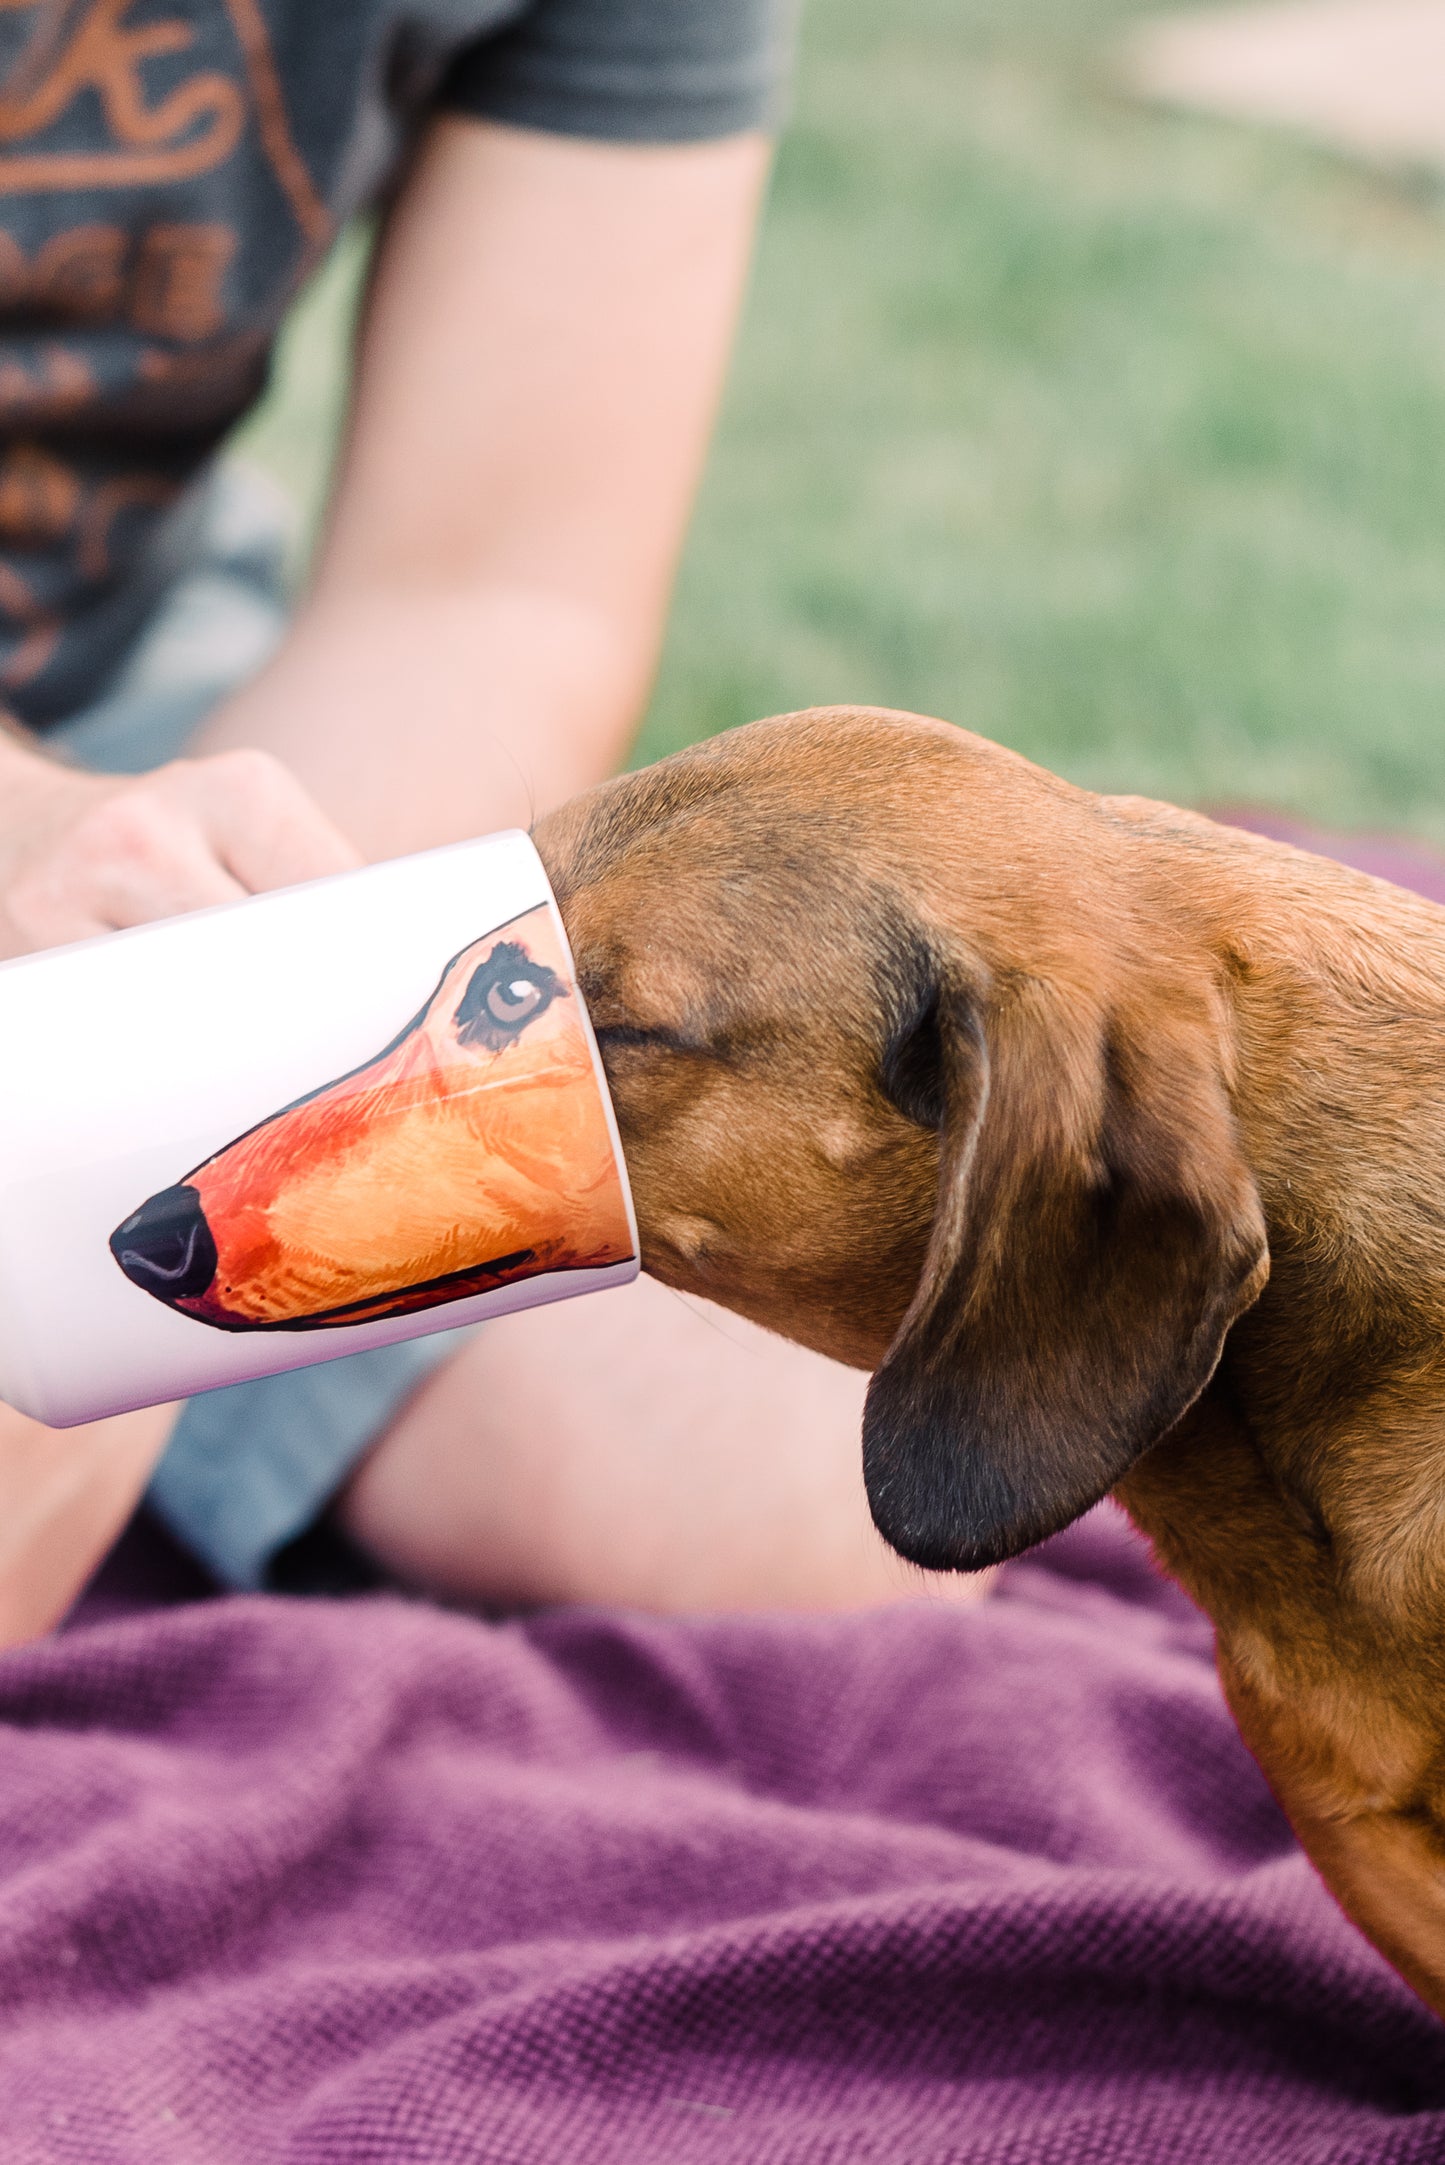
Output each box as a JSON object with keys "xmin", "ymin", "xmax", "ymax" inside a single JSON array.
[{"xmin": 534, "ymin": 705, "xmax": 1445, "ymax": 2021}]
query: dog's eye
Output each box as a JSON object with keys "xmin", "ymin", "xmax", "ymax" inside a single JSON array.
[{"xmin": 455, "ymin": 942, "xmax": 561, "ymax": 1050}]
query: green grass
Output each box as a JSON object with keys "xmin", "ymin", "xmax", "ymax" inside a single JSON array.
[{"xmin": 237, "ymin": 0, "xmax": 1445, "ymax": 841}]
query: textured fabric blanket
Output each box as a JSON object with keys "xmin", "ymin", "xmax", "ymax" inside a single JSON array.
[{"xmin": 0, "ymin": 1506, "xmax": 1441, "ymax": 2163}]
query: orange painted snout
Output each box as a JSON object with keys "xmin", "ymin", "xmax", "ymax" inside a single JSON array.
[{"xmin": 110, "ymin": 903, "xmax": 634, "ymax": 1331}]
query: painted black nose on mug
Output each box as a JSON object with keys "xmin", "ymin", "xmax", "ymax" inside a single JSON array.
[{"xmin": 110, "ymin": 1185, "xmax": 218, "ymax": 1305}]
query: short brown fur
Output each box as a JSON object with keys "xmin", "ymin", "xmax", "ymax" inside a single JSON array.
[{"xmin": 535, "ymin": 707, "xmax": 1445, "ymax": 2020}]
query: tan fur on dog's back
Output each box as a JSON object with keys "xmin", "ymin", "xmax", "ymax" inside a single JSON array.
[{"xmin": 537, "ymin": 706, "xmax": 1445, "ymax": 2019}]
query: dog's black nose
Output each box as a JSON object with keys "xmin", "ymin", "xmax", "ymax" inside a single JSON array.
[{"xmin": 110, "ymin": 1184, "xmax": 218, "ymax": 1305}]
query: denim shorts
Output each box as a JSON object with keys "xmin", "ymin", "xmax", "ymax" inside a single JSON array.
[{"xmin": 51, "ymin": 463, "xmax": 476, "ymax": 1592}]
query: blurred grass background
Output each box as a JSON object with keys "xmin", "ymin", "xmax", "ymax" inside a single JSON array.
[{"xmin": 237, "ymin": 0, "xmax": 1445, "ymax": 841}]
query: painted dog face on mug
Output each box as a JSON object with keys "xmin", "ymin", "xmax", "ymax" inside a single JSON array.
[{"xmin": 110, "ymin": 904, "xmax": 634, "ymax": 1331}]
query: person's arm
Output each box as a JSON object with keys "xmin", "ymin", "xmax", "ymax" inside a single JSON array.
[
  {"xmin": 0, "ymin": 114, "xmax": 769, "ymax": 955},
  {"xmin": 195, "ymin": 116, "xmax": 771, "ymax": 856}
]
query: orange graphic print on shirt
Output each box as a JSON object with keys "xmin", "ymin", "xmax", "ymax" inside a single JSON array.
[
  {"xmin": 0, "ymin": 0, "xmax": 244, "ymax": 189},
  {"xmin": 0, "ymin": 0, "xmax": 333, "ymax": 710},
  {"xmin": 0, "ymin": 0, "xmax": 323, "ymax": 236}
]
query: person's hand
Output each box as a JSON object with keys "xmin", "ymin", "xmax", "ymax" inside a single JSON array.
[{"xmin": 0, "ymin": 742, "xmax": 362, "ymax": 961}]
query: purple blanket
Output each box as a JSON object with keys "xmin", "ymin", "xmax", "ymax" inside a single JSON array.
[{"xmin": 0, "ymin": 1508, "xmax": 1441, "ymax": 2161}]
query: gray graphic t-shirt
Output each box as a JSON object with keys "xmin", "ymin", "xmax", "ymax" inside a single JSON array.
[{"xmin": 0, "ymin": 0, "xmax": 793, "ymax": 726}]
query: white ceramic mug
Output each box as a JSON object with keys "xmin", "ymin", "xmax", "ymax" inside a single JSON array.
[{"xmin": 0, "ymin": 832, "xmax": 637, "ymax": 1426}]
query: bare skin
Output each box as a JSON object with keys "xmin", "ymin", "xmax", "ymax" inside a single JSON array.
[
  {"xmin": 342, "ymin": 1273, "xmax": 962, "ymax": 1614},
  {"xmin": 0, "ymin": 123, "xmax": 981, "ymax": 1636}
]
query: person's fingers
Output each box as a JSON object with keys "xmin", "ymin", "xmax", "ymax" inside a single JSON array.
[
  {"xmin": 65, "ymin": 784, "xmax": 249, "ymax": 927},
  {"xmin": 99, "ymin": 850, "xmax": 247, "ymax": 928},
  {"xmin": 0, "ymin": 892, "xmax": 111, "ymax": 953},
  {"xmin": 169, "ymin": 749, "xmax": 363, "ymax": 893},
  {"xmin": 0, "ymin": 748, "xmax": 360, "ymax": 961},
  {"xmin": 3, "ymin": 783, "xmax": 246, "ymax": 944}
]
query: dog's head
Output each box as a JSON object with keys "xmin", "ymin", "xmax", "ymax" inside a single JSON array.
[{"xmin": 536, "ymin": 707, "xmax": 1268, "ymax": 1571}]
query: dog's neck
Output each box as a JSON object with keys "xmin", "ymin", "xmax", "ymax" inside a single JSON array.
[
  {"xmin": 1156, "ymin": 819, "xmax": 1445, "ymax": 1583},
  {"xmin": 1215, "ymin": 829, "xmax": 1445, "ymax": 1241}
]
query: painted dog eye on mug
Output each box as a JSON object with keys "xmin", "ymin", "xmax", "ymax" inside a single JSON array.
[
  {"xmin": 109, "ymin": 901, "xmax": 632, "ymax": 1333},
  {"xmin": 455, "ymin": 942, "xmax": 561, "ymax": 1050}
]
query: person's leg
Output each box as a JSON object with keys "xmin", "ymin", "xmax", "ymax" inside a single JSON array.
[{"xmin": 339, "ymin": 1273, "xmax": 991, "ymax": 1611}]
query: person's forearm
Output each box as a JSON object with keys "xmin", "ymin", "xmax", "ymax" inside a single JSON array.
[
  {"xmin": 192, "ymin": 577, "xmax": 648, "ymax": 860},
  {"xmin": 191, "ymin": 124, "xmax": 769, "ymax": 864}
]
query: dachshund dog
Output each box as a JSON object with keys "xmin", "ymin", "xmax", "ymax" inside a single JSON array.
[
  {"xmin": 533, "ymin": 705, "xmax": 1445, "ymax": 2022},
  {"xmin": 110, "ymin": 900, "xmax": 633, "ymax": 1330}
]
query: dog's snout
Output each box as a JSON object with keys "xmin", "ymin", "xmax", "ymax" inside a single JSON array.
[{"xmin": 110, "ymin": 1184, "xmax": 218, "ymax": 1305}]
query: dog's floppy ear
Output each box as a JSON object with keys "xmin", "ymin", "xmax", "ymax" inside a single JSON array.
[{"xmin": 864, "ymin": 948, "xmax": 1268, "ymax": 1571}]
